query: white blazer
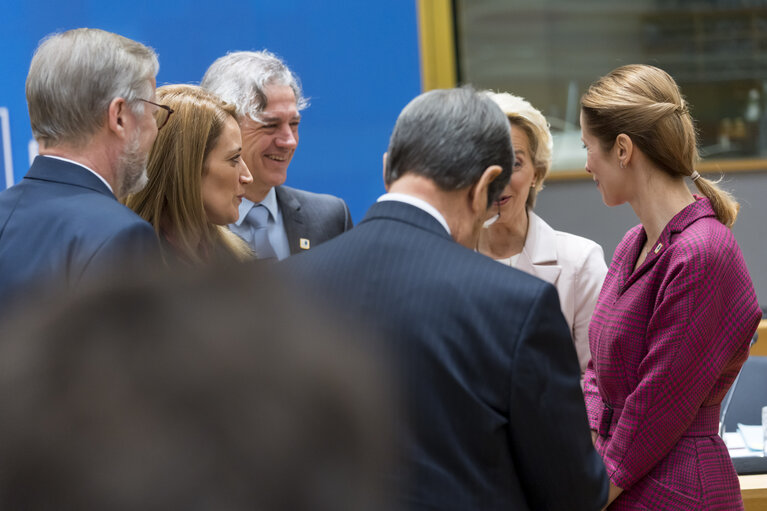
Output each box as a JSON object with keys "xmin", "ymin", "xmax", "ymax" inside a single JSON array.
[{"xmin": 516, "ymin": 211, "xmax": 607, "ymax": 374}]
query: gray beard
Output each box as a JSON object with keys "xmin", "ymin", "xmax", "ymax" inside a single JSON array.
[{"xmin": 115, "ymin": 130, "xmax": 149, "ymax": 198}]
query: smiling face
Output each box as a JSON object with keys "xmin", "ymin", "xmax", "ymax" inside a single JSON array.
[
  {"xmin": 201, "ymin": 116, "xmax": 253, "ymax": 225},
  {"xmin": 580, "ymin": 111, "xmax": 627, "ymax": 207},
  {"xmin": 494, "ymin": 124, "xmax": 537, "ymax": 227},
  {"xmin": 239, "ymin": 84, "xmax": 300, "ymax": 201}
]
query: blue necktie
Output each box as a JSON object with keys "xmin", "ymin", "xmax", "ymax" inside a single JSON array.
[{"xmin": 245, "ymin": 205, "xmax": 277, "ymax": 260}]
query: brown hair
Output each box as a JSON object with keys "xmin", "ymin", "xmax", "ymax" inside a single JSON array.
[
  {"xmin": 125, "ymin": 84, "xmax": 251, "ymax": 264},
  {"xmin": 581, "ymin": 64, "xmax": 739, "ymax": 227},
  {"xmin": 0, "ymin": 263, "xmax": 393, "ymax": 510}
]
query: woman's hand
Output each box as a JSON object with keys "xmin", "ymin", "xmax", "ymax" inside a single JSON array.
[
  {"xmin": 601, "ymin": 482, "xmax": 623, "ymax": 510},
  {"xmin": 590, "ymin": 432, "xmax": 622, "ymax": 509}
]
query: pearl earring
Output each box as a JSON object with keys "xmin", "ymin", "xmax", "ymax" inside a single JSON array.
[{"xmin": 619, "ymin": 161, "xmax": 625, "ymax": 169}]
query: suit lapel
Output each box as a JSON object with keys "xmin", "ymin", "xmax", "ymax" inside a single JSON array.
[
  {"xmin": 275, "ymin": 185, "xmax": 303, "ymax": 254},
  {"xmin": 519, "ymin": 211, "xmax": 561, "ymax": 285}
]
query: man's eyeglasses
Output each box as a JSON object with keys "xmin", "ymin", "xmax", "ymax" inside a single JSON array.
[{"xmin": 138, "ymin": 99, "xmax": 174, "ymax": 130}]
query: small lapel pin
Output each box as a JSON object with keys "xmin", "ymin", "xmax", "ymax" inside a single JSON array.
[
  {"xmin": 299, "ymin": 238, "xmax": 311, "ymax": 250},
  {"xmin": 654, "ymin": 242, "xmax": 663, "ymax": 254}
]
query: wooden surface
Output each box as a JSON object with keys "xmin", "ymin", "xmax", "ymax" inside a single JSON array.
[
  {"xmin": 752, "ymin": 320, "xmax": 767, "ymax": 357},
  {"xmin": 742, "ymin": 474, "xmax": 767, "ymax": 511}
]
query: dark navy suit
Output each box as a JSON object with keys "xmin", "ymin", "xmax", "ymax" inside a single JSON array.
[
  {"xmin": 0, "ymin": 156, "xmax": 160, "ymax": 309},
  {"xmin": 285, "ymin": 200, "xmax": 607, "ymax": 510}
]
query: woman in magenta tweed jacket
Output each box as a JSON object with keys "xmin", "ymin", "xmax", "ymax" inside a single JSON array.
[{"xmin": 580, "ymin": 64, "xmax": 761, "ymax": 510}]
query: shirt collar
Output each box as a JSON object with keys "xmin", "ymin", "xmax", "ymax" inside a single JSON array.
[
  {"xmin": 234, "ymin": 187, "xmax": 279, "ymax": 226},
  {"xmin": 377, "ymin": 192, "xmax": 451, "ymax": 234},
  {"xmin": 41, "ymin": 155, "xmax": 114, "ymax": 193}
]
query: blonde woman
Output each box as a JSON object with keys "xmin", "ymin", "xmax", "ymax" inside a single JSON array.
[
  {"xmin": 126, "ymin": 85, "xmax": 253, "ymax": 265},
  {"xmin": 581, "ymin": 64, "xmax": 760, "ymax": 509},
  {"xmin": 478, "ymin": 92, "xmax": 607, "ymax": 375}
]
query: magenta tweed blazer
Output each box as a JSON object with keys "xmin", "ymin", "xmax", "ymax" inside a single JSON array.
[{"xmin": 583, "ymin": 197, "xmax": 761, "ymax": 510}]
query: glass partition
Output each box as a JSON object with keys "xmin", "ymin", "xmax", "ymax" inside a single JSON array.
[{"xmin": 455, "ymin": 0, "xmax": 767, "ymax": 172}]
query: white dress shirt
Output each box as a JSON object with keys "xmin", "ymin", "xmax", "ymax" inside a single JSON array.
[
  {"xmin": 377, "ymin": 192, "xmax": 451, "ymax": 235},
  {"xmin": 41, "ymin": 155, "xmax": 113, "ymax": 194}
]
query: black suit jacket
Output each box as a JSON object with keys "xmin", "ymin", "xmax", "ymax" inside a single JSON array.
[
  {"xmin": 275, "ymin": 185, "xmax": 352, "ymax": 255},
  {"xmin": 285, "ymin": 200, "xmax": 607, "ymax": 510}
]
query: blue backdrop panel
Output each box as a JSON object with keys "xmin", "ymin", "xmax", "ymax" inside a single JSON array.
[{"xmin": 0, "ymin": 1, "xmax": 422, "ymax": 223}]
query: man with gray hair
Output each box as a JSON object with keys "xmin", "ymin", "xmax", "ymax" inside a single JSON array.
[
  {"xmin": 286, "ymin": 87, "xmax": 608, "ymax": 510},
  {"xmin": 0, "ymin": 28, "xmax": 164, "ymax": 309},
  {"xmin": 201, "ymin": 51, "xmax": 351, "ymax": 260}
]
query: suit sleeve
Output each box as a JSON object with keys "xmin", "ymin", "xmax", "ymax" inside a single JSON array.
[
  {"xmin": 78, "ymin": 221, "xmax": 162, "ymax": 285},
  {"xmin": 599, "ymin": 241, "xmax": 760, "ymax": 491},
  {"xmin": 572, "ymin": 242, "xmax": 607, "ymax": 374},
  {"xmin": 508, "ymin": 283, "xmax": 608, "ymax": 510},
  {"xmin": 340, "ymin": 198, "xmax": 353, "ymax": 231},
  {"xmin": 583, "ymin": 359, "xmax": 602, "ymax": 431}
]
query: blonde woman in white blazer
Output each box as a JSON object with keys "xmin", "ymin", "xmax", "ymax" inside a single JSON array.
[{"xmin": 478, "ymin": 92, "xmax": 607, "ymax": 375}]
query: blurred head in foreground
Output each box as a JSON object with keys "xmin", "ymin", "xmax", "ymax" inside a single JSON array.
[{"xmin": 0, "ymin": 264, "xmax": 392, "ymax": 510}]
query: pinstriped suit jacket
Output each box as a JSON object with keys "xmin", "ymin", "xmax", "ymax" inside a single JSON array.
[
  {"xmin": 286, "ymin": 200, "xmax": 607, "ymax": 510},
  {"xmin": 583, "ymin": 197, "xmax": 761, "ymax": 510}
]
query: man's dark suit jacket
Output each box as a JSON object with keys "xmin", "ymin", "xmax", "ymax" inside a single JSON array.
[
  {"xmin": 285, "ymin": 200, "xmax": 607, "ymax": 510},
  {"xmin": 275, "ymin": 185, "xmax": 352, "ymax": 255},
  {"xmin": 0, "ymin": 156, "xmax": 159, "ymax": 309}
]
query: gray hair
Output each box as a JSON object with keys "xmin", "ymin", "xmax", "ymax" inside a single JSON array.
[
  {"xmin": 385, "ymin": 86, "xmax": 513, "ymax": 206},
  {"xmin": 26, "ymin": 28, "xmax": 159, "ymax": 148},
  {"xmin": 200, "ymin": 50, "xmax": 307, "ymax": 122}
]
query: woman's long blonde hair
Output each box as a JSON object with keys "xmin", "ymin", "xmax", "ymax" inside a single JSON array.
[
  {"xmin": 581, "ymin": 64, "xmax": 739, "ymax": 227},
  {"xmin": 125, "ymin": 84, "xmax": 251, "ymax": 265}
]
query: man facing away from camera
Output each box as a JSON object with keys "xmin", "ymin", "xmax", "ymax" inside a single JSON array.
[
  {"xmin": 285, "ymin": 86, "xmax": 608, "ymax": 510},
  {"xmin": 0, "ymin": 28, "xmax": 163, "ymax": 310}
]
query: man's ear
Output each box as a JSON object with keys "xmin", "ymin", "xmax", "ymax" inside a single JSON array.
[
  {"xmin": 382, "ymin": 152, "xmax": 389, "ymax": 192},
  {"xmin": 469, "ymin": 165, "xmax": 503, "ymax": 214},
  {"xmin": 615, "ymin": 133, "xmax": 633, "ymax": 168},
  {"xmin": 108, "ymin": 97, "xmax": 129, "ymax": 139}
]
